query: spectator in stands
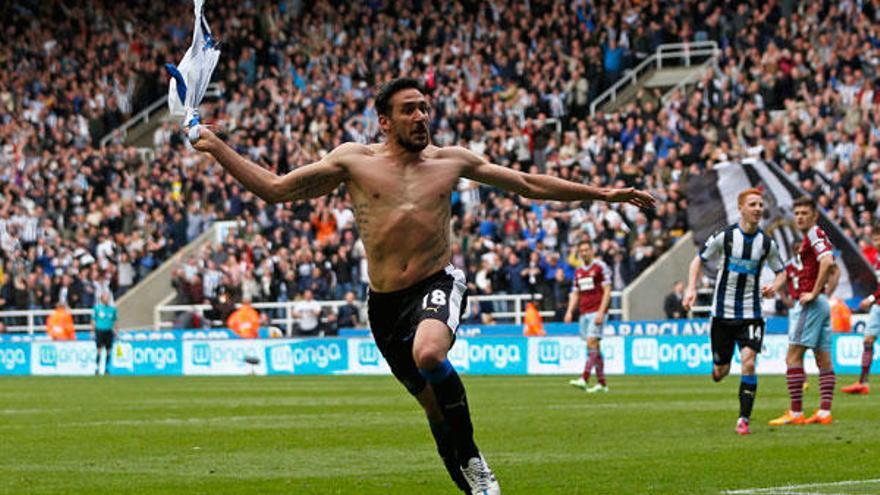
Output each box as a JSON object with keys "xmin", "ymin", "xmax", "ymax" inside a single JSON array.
[
  {"xmin": 335, "ymin": 291, "xmax": 361, "ymax": 329},
  {"xmin": 46, "ymin": 301, "xmax": 75, "ymax": 341},
  {"xmin": 206, "ymin": 291, "xmax": 236, "ymax": 328},
  {"xmin": 292, "ymin": 289, "xmax": 322, "ymax": 337},
  {"xmin": 664, "ymin": 280, "xmax": 687, "ymax": 319},
  {"xmin": 9, "ymin": 0, "xmax": 880, "ymax": 331},
  {"xmin": 227, "ymin": 296, "xmax": 260, "ymax": 339}
]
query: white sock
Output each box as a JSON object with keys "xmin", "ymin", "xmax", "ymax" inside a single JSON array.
[{"xmin": 817, "ymin": 409, "xmax": 831, "ymax": 418}]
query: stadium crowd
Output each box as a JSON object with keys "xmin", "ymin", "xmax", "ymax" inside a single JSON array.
[{"xmin": 4, "ymin": 1, "xmax": 880, "ymax": 327}]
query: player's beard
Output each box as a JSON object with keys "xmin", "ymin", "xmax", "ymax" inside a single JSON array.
[{"xmin": 398, "ymin": 126, "xmax": 430, "ymax": 152}]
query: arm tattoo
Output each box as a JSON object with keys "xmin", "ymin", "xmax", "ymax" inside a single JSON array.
[{"xmin": 285, "ymin": 175, "xmax": 340, "ymax": 200}]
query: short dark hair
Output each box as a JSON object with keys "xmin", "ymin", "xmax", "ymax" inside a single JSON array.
[
  {"xmin": 793, "ymin": 196, "xmax": 816, "ymax": 210},
  {"xmin": 375, "ymin": 77, "xmax": 425, "ymax": 116}
]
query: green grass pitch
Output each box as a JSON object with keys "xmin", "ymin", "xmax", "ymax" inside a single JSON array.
[{"xmin": 0, "ymin": 375, "xmax": 877, "ymax": 494}]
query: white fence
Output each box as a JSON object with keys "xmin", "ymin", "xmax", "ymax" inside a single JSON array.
[
  {"xmin": 0, "ymin": 289, "xmax": 710, "ymax": 335},
  {"xmin": 0, "ymin": 309, "xmax": 94, "ymax": 334},
  {"xmin": 152, "ymin": 292, "xmax": 628, "ymax": 334},
  {"xmin": 590, "ymin": 41, "xmax": 721, "ymax": 116},
  {"xmin": 98, "ymin": 83, "xmax": 222, "ymax": 148}
]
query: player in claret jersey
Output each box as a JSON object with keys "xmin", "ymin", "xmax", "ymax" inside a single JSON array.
[
  {"xmin": 565, "ymin": 239, "xmax": 612, "ymax": 393},
  {"xmin": 843, "ymin": 228, "xmax": 880, "ymax": 395},
  {"xmin": 770, "ymin": 196, "xmax": 838, "ymax": 426}
]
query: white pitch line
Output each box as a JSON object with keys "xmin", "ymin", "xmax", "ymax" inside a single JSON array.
[{"xmin": 723, "ymin": 478, "xmax": 880, "ymax": 495}]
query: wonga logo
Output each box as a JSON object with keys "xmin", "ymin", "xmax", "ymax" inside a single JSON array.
[
  {"xmin": 39, "ymin": 345, "xmax": 58, "ymax": 366},
  {"xmin": 632, "ymin": 338, "xmax": 659, "ymax": 370},
  {"xmin": 632, "ymin": 338, "xmax": 711, "ymax": 371},
  {"xmin": 836, "ymin": 336, "xmax": 866, "ymax": 366},
  {"xmin": 37, "ymin": 344, "xmax": 93, "ymax": 369},
  {"xmin": 291, "ymin": 342, "xmax": 342, "ymax": 369},
  {"xmin": 468, "ymin": 343, "xmax": 521, "ymax": 368},
  {"xmin": 0, "ymin": 348, "xmax": 26, "ymax": 371},
  {"xmin": 270, "ymin": 345, "xmax": 294, "ymax": 373},
  {"xmin": 192, "ymin": 343, "xmax": 212, "ymax": 365},
  {"xmin": 358, "ymin": 342, "xmax": 380, "ymax": 366},
  {"xmin": 537, "ymin": 340, "xmax": 560, "ymax": 364}
]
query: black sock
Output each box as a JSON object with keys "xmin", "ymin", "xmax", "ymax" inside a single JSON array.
[
  {"xmin": 96, "ymin": 349, "xmax": 101, "ymax": 372},
  {"xmin": 420, "ymin": 360, "xmax": 479, "ymax": 465},
  {"xmin": 739, "ymin": 375, "xmax": 758, "ymax": 419},
  {"xmin": 429, "ymin": 420, "xmax": 470, "ymax": 493},
  {"xmin": 104, "ymin": 349, "xmax": 111, "ymax": 374}
]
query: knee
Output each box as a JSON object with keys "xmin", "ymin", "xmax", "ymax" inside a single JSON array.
[{"xmin": 414, "ymin": 345, "xmax": 447, "ymax": 371}]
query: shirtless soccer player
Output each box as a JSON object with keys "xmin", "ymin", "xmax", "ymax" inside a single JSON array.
[{"xmin": 192, "ymin": 77, "xmax": 654, "ymax": 494}]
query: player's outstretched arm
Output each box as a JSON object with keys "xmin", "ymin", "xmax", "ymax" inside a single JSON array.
[
  {"xmin": 454, "ymin": 147, "xmax": 655, "ymax": 209},
  {"xmin": 193, "ymin": 127, "xmax": 348, "ymax": 203}
]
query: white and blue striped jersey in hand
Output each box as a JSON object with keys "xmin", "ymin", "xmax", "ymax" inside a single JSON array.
[{"xmin": 700, "ymin": 224, "xmax": 785, "ymax": 320}]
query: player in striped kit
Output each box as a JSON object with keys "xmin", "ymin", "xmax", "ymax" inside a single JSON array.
[
  {"xmin": 684, "ymin": 189, "xmax": 786, "ymax": 435},
  {"xmin": 566, "ymin": 239, "xmax": 612, "ymax": 393},
  {"xmin": 843, "ymin": 230, "xmax": 880, "ymax": 395},
  {"xmin": 769, "ymin": 197, "xmax": 838, "ymax": 426}
]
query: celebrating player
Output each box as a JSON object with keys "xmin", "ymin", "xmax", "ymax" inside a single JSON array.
[
  {"xmin": 683, "ymin": 188, "xmax": 785, "ymax": 435},
  {"xmin": 566, "ymin": 239, "xmax": 612, "ymax": 393},
  {"xmin": 192, "ymin": 77, "xmax": 654, "ymax": 494},
  {"xmin": 769, "ymin": 196, "xmax": 837, "ymax": 426}
]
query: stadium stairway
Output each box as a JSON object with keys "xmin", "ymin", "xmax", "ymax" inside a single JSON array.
[
  {"xmin": 592, "ymin": 41, "xmax": 720, "ymax": 116},
  {"xmin": 622, "ymin": 231, "xmax": 695, "ymax": 320},
  {"xmin": 115, "ymin": 220, "xmax": 237, "ymax": 331}
]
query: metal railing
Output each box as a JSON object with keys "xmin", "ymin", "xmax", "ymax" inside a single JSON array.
[
  {"xmin": 590, "ymin": 41, "xmax": 720, "ymax": 116},
  {"xmin": 99, "ymin": 83, "xmax": 222, "ymax": 148},
  {"xmin": 660, "ymin": 60, "xmax": 721, "ymax": 106},
  {"xmin": 0, "ymin": 289, "xmax": 654, "ymax": 336},
  {"xmin": 0, "ymin": 309, "xmax": 93, "ymax": 334},
  {"xmin": 690, "ymin": 287, "xmax": 715, "ymax": 317},
  {"xmin": 154, "ymin": 292, "xmax": 626, "ymax": 333}
]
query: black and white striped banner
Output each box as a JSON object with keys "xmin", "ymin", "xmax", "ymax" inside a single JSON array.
[{"xmin": 686, "ymin": 159, "xmax": 875, "ymax": 301}]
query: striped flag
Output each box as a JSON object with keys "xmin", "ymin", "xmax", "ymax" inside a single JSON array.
[
  {"xmin": 165, "ymin": 0, "xmax": 220, "ymax": 140},
  {"xmin": 686, "ymin": 159, "xmax": 875, "ymax": 302}
]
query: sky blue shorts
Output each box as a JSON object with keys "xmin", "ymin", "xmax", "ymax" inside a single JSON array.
[
  {"xmin": 788, "ymin": 295, "xmax": 832, "ymax": 352},
  {"xmin": 866, "ymin": 304, "xmax": 880, "ymax": 338},
  {"xmin": 579, "ymin": 312, "xmax": 602, "ymax": 340}
]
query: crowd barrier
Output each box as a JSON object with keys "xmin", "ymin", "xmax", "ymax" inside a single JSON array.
[
  {"xmin": 1, "ymin": 334, "xmax": 875, "ymax": 377},
  {"xmin": 5, "ymin": 315, "xmax": 870, "ymax": 344}
]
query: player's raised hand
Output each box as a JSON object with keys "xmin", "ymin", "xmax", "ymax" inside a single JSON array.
[
  {"xmin": 606, "ymin": 187, "xmax": 656, "ymax": 209},
  {"xmin": 190, "ymin": 125, "xmax": 218, "ymax": 153}
]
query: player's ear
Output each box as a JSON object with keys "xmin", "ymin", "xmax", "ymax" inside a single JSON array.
[{"xmin": 378, "ymin": 113, "xmax": 390, "ymax": 134}]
